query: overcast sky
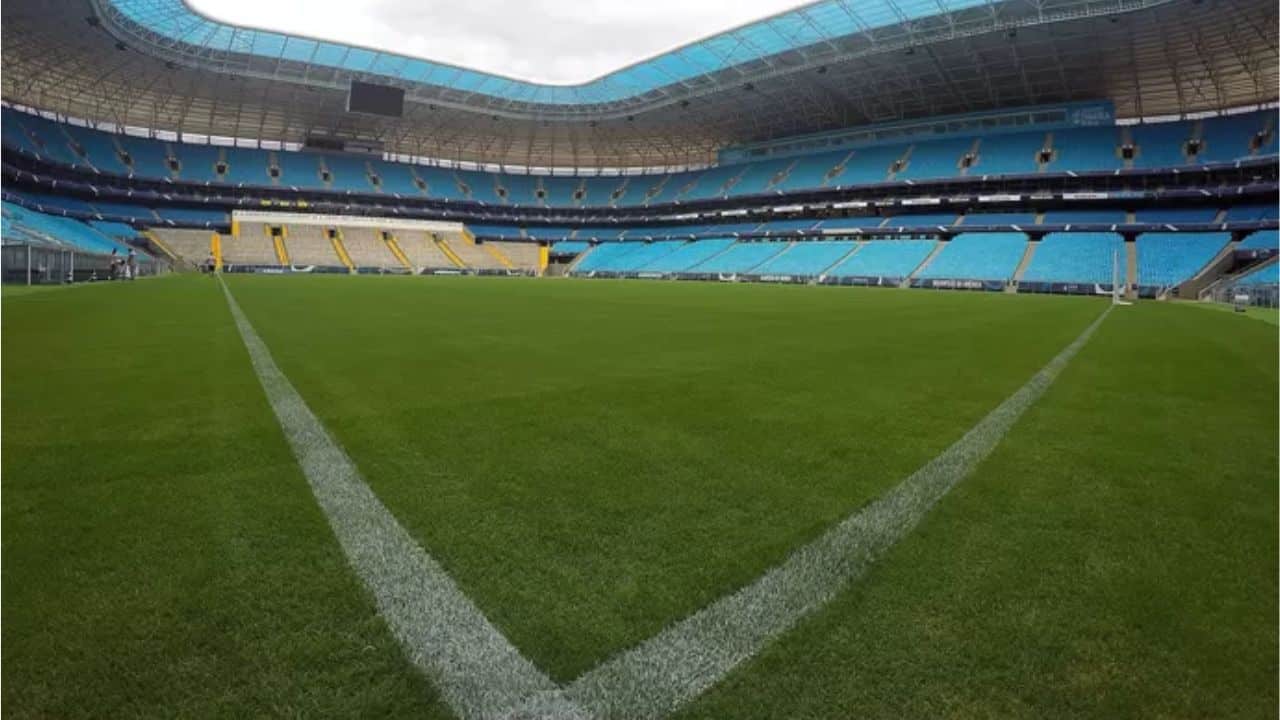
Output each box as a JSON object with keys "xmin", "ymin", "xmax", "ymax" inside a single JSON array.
[{"xmin": 189, "ymin": 0, "xmax": 807, "ymax": 84}]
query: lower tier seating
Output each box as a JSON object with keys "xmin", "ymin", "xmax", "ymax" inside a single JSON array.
[
  {"xmin": 916, "ymin": 233, "xmax": 1028, "ymax": 282},
  {"xmin": 1020, "ymin": 233, "xmax": 1124, "ymax": 284},
  {"xmin": 1135, "ymin": 233, "xmax": 1230, "ymax": 287}
]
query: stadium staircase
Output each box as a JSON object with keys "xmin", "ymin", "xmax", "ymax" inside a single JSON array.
[
  {"xmin": 272, "ymin": 228, "xmax": 290, "ymax": 266},
  {"xmin": 1009, "ymin": 240, "xmax": 1037, "ymax": 291},
  {"xmin": 435, "ymin": 236, "xmax": 467, "ymax": 268},
  {"xmin": 142, "ymin": 229, "xmax": 181, "ymax": 265},
  {"xmin": 564, "ymin": 245, "xmax": 595, "ymax": 274},
  {"xmin": 1198, "ymin": 255, "xmax": 1279, "ymax": 299},
  {"xmin": 904, "ymin": 240, "xmax": 944, "ymax": 285},
  {"xmin": 385, "ymin": 234, "xmax": 413, "ymax": 270},
  {"xmin": 331, "ymin": 230, "xmax": 356, "ymax": 272},
  {"xmin": 483, "ymin": 242, "xmax": 515, "ymax": 269},
  {"xmin": 1125, "ymin": 242, "xmax": 1138, "ymax": 297},
  {"xmin": 1178, "ymin": 238, "xmax": 1240, "ymax": 299},
  {"xmin": 818, "ymin": 242, "xmax": 863, "ymax": 283}
]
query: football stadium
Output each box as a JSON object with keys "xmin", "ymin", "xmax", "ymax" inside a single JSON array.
[{"xmin": 2, "ymin": 0, "xmax": 1278, "ymax": 716}]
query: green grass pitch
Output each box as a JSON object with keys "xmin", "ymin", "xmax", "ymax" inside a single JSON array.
[{"xmin": 3, "ymin": 274, "xmax": 1276, "ymax": 718}]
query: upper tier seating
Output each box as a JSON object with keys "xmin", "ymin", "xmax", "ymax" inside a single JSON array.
[
  {"xmin": 1133, "ymin": 207, "xmax": 1219, "ymax": 224},
  {"xmin": 4, "ymin": 107, "xmax": 1275, "ymax": 209},
  {"xmin": 1020, "ymin": 233, "xmax": 1123, "ymax": 284},
  {"xmin": 1223, "ymin": 204, "xmax": 1280, "ymax": 222},
  {"xmin": 1135, "ymin": 233, "xmax": 1230, "ymax": 287},
  {"xmin": 1048, "ymin": 127, "xmax": 1122, "ymax": 172},
  {"xmin": 961, "ymin": 212, "xmax": 1038, "ymax": 227},
  {"xmin": 750, "ymin": 240, "xmax": 856, "ymax": 276},
  {"xmin": 916, "ymin": 233, "xmax": 1028, "ymax": 282},
  {"xmin": 1043, "ymin": 209, "xmax": 1128, "ymax": 225},
  {"xmin": 969, "ymin": 132, "xmax": 1045, "ymax": 175},
  {"xmin": 1130, "ymin": 122, "xmax": 1192, "ymax": 168},
  {"xmin": 827, "ymin": 239, "xmax": 936, "ymax": 279}
]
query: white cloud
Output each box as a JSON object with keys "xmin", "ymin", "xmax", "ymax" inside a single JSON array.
[{"xmin": 188, "ymin": 0, "xmax": 808, "ymax": 84}]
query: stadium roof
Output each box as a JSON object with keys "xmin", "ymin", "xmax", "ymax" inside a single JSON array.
[{"xmin": 2, "ymin": 0, "xmax": 1277, "ymax": 168}]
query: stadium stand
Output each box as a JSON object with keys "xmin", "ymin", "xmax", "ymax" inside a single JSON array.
[
  {"xmin": 1133, "ymin": 207, "xmax": 1219, "ymax": 224},
  {"xmin": 282, "ymin": 225, "xmax": 343, "ymax": 267},
  {"xmin": 1135, "ymin": 233, "xmax": 1231, "ymax": 288},
  {"xmin": 635, "ymin": 238, "xmax": 735, "ymax": 273},
  {"xmin": 1233, "ymin": 261, "xmax": 1279, "ymax": 286},
  {"xmin": 915, "ymin": 233, "xmax": 1028, "ymax": 282},
  {"xmin": 549, "ymin": 240, "xmax": 591, "ymax": 256},
  {"xmin": 680, "ymin": 241, "xmax": 783, "ymax": 274},
  {"xmin": 827, "ymin": 239, "xmax": 936, "ymax": 280},
  {"xmin": 1020, "ymin": 233, "xmax": 1124, "ymax": 285},
  {"xmin": 393, "ymin": 231, "xmax": 459, "ymax": 269},
  {"xmin": 751, "ymin": 240, "xmax": 857, "ymax": 277},
  {"xmin": 221, "ymin": 224, "xmax": 282, "ymax": 266},
  {"xmin": 151, "ymin": 228, "xmax": 215, "ymax": 263},
  {"xmin": 1239, "ymin": 230, "xmax": 1280, "ymax": 250}
]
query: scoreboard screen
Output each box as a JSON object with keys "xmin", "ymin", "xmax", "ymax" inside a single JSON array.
[{"xmin": 347, "ymin": 81, "xmax": 404, "ymax": 118}]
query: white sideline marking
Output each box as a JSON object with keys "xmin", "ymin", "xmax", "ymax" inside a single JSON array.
[
  {"xmin": 225, "ymin": 269, "xmax": 1108, "ymax": 720},
  {"xmin": 560, "ymin": 306, "xmax": 1113, "ymax": 720},
  {"xmin": 219, "ymin": 278, "xmax": 588, "ymax": 720}
]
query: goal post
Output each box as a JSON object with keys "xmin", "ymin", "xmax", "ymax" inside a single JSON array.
[{"xmin": 1112, "ymin": 248, "xmax": 1132, "ymax": 306}]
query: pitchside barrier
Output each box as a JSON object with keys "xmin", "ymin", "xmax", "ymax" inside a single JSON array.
[
  {"xmin": 911, "ymin": 278, "xmax": 1006, "ymax": 291},
  {"xmin": 1, "ymin": 243, "xmax": 171, "ymax": 284},
  {"xmin": 818, "ymin": 275, "xmax": 904, "ymax": 287},
  {"xmin": 1017, "ymin": 281, "xmax": 1117, "ymax": 295}
]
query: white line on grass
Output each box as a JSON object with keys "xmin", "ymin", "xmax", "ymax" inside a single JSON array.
[
  {"xmin": 219, "ymin": 278, "xmax": 588, "ymax": 720},
  {"xmin": 558, "ymin": 306, "xmax": 1113, "ymax": 720}
]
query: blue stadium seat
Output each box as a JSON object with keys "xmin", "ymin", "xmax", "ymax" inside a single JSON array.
[
  {"xmin": 1020, "ymin": 232, "xmax": 1124, "ymax": 284},
  {"xmin": 1238, "ymin": 230, "xmax": 1279, "ymax": 250},
  {"xmin": 1135, "ymin": 232, "xmax": 1230, "ymax": 287},
  {"xmin": 916, "ymin": 233, "xmax": 1028, "ymax": 281},
  {"xmin": 116, "ymin": 135, "xmax": 174, "ymax": 178},
  {"xmin": 1133, "ymin": 207, "xmax": 1219, "ymax": 224},
  {"xmin": 61, "ymin": 125, "xmax": 129, "ymax": 174},
  {"xmin": 549, "ymin": 241, "xmax": 590, "ymax": 255},
  {"xmin": 1234, "ymin": 262, "xmax": 1279, "ymax": 286},
  {"xmin": 750, "ymin": 241, "xmax": 856, "ymax": 276},
  {"xmin": 1043, "ymin": 209, "xmax": 1127, "ymax": 226},
  {"xmin": 774, "ymin": 150, "xmax": 852, "ymax": 191},
  {"xmin": 1047, "ymin": 127, "xmax": 1122, "ymax": 172},
  {"xmin": 827, "ymin": 239, "xmax": 936, "ymax": 279},
  {"xmin": 970, "ymin": 131, "xmax": 1045, "ymax": 175},
  {"xmin": 688, "ymin": 242, "xmax": 786, "ymax": 273},
  {"xmin": 1199, "ymin": 113, "xmax": 1268, "ymax": 163},
  {"xmin": 897, "ymin": 138, "xmax": 972, "ymax": 180},
  {"xmin": 1130, "ymin": 122, "xmax": 1191, "ymax": 168},
  {"xmin": 637, "ymin": 238, "xmax": 737, "ymax": 272},
  {"xmin": 960, "ymin": 212, "xmax": 1038, "ymax": 227},
  {"xmin": 323, "ymin": 154, "xmax": 377, "ymax": 192},
  {"xmin": 839, "ymin": 144, "xmax": 905, "ymax": 185}
]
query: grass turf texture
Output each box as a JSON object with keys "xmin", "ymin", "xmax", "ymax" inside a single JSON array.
[
  {"xmin": 2, "ymin": 277, "xmax": 445, "ymax": 719},
  {"xmin": 4, "ymin": 274, "xmax": 1276, "ymax": 717}
]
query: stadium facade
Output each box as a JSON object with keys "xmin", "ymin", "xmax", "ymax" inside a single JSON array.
[{"xmin": 1, "ymin": 0, "xmax": 1277, "ymax": 300}]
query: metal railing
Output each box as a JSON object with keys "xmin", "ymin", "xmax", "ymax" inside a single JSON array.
[{"xmin": 1, "ymin": 243, "xmax": 172, "ymax": 285}]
